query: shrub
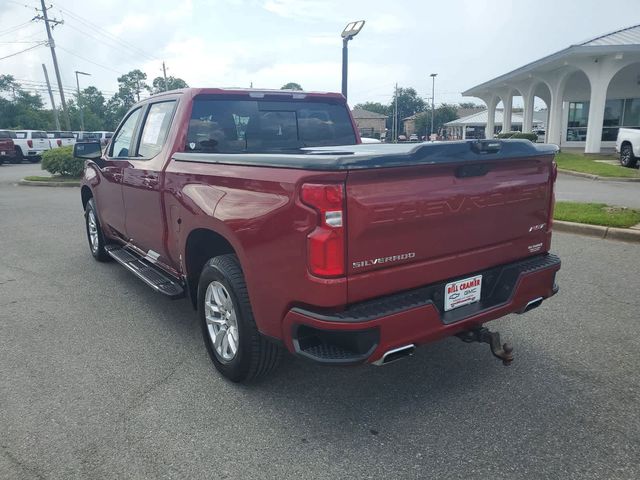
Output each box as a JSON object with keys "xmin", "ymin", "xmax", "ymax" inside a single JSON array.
[
  {"xmin": 496, "ymin": 132, "xmax": 517, "ymax": 139},
  {"xmin": 41, "ymin": 146, "xmax": 84, "ymax": 177},
  {"xmin": 510, "ymin": 132, "xmax": 539, "ymax": 142}
]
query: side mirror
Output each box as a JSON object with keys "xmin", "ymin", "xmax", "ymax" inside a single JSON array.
[{"xmin": 74, "ymin": 142, "xmax": 102, "ymax": 160}]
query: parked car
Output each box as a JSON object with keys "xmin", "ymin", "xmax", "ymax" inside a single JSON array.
[
  {"xmin": 615, "ymin": 127, "xmax": 640, "ymax": 168},
  {"xmin": 73, "ymin": 131, "xmax": 100, "ymax": 142},
  {"xmin": 0, "ymin": 130, "xmax": 18, "ymax": 163},
  {"xmin": 92, "ymin": 131, "xmax": 114, "ymax": 147},
  {"xmin": 75, "ymin": 87, "xmax": 561, "ymax": 383},
  {"xmin": 409, "ymin": 133, "xmax": 419, "ymax": 142},
  {"xmin": 12, "ymin": 130, "xmax": 51, "ymax": 162},
  {"xmin": 0, "ymin": 130, "xmax": 17, "ymax": 161},
  {"xmin": 47, "ymin": 131, "xmax": 76, "ymax": 148},
  {"xmin": 360, "ymin": 137, "xmax": 381, "ymax": 144}
]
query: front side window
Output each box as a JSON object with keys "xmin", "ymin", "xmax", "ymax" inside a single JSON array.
[
  {"xmin": 186, "ymin": 97, "xmax": 356, "ymax": 153},
  {"xmin": 138, "ymin": 101, "xmax": 176, "ymax": 158},
  {"xmin": 110, "ymin": 108, "xmax": 142, "ymax": 158}
]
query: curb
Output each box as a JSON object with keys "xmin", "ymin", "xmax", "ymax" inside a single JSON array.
[
  {"xmin": 554, "ymin": 220, "xmax": 640, "ymax": 243},
  {"xmin": 19, "ymin": 179, "xmax": 80, "ymax": 188},
  {"xmin": 558, "ymin": 169, "xmax": 640, "ymax": 182}
]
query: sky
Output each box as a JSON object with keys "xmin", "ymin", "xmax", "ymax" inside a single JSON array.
[{"xmin": 1, "ymin": 0, "xmax": 639, "ymax": 111}]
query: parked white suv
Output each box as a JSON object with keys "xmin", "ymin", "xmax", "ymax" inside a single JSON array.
[
  {"xmin": 47, "ymin": 131, "xmax": 76, "ymax": 148},
  {"xmin": 92, "ymin": 131, "xmax": 114, "ymax": 146},
  {"xmin": 12, "ymin": 130, "xmax": 51, "ymax": 162},
  {"xmin": 616, "ymin": 128, "xmax": 640, "ymax": 168}
]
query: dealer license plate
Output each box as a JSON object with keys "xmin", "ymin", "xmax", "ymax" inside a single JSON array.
[
  {"xmin": 0, "ymin": 151, "xmax": 5, "ymax": 155},
  {"xmin": 444, "ymin": 274, "xmax": 482, "ymax": 312}
]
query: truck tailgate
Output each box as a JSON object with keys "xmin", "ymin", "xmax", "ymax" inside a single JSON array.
[{"xmin": 345, "ymin": 154, "xmax": 555, "ymax": 303}]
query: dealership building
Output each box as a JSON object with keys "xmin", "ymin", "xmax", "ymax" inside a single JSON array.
[{"xmin": 463, "ymin": 24, "xmax": 640, "ymax": 153}]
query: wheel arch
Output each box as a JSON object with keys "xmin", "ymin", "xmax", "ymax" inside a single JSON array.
[
  {"xmin": 184, "ymin": 228, "xmax": 237, "ymax": 308},
  {"xmin": 81, "ymin": 185, "xmax": 93, "ymax": 209}
]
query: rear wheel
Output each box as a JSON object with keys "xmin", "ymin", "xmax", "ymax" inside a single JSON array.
[
  {"xmin": 198, "ymin": 254, "xmax": 281, "ymax": 382},
  {"xmin": 84, "ymin": 198, "xmax": 110, "ymax": 262},
  {"xmin": 11, "ymin": 147, "xmax": 23, "ymax": 164},
  {"xmin": 620, "ymin": 143, "xmax": 637, "ymax": 168}
]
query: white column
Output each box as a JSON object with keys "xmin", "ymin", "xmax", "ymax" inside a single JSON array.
[
  {"xmin": 522, "ymin": 89, "xmax": 535, "ymax": 133},
  {"xmin": 584, "ymin": 73, "xmax": 608, "ymax": 153},
  {"xmin": 502, "ymin": 92, "xmax": 513, "ymax": 134},
  {"xmin": 545, "ymin": 75, "xmax": 569, "ymax": 147},
  {"xmin": 462, "ymin": 126, "xmax": 466, "ymax": 139},
  {"xmin": 485, "ymin": 96, "xmax": 498, "ymax": 139}
]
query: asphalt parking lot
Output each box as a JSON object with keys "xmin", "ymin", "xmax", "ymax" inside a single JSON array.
[{"xmin": 1, "ymin": 163, "xmax": 639, "ymax": 480}]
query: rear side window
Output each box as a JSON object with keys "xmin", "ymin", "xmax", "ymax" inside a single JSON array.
[
  {"xmin": 15, "ymin": 132, "xmax": 26, "ymax": 139},
  {"xmin": 138, "ymin": 101, "xmax": 176, "ymax": 158},
  {"xmin": 32, "ymin": 131, "xmax": 48, "ymax": 139},
  {"xmin": 60, "ymin": 132, "xmax": 75, "ymax": 138},
  {"xmin": 186, "ymin": 97, "xmax": 356, "ymax": 153}
]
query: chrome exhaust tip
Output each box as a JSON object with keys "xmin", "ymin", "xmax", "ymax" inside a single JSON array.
[
  {"xmin": 373, "ymin": 344, "xmax": 415, "ymax": 366},
  {"xmin": 518, "ymin": 297, "xmax": 543, "ymax": 314}
]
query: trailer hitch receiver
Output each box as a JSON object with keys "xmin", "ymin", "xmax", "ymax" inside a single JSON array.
[{"xmin": 457, "ymin": 327, "xmax": 514, "ymax": 366}]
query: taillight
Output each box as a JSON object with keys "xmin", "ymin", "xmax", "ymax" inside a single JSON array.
[
  {"xmin": 27, "ymin": 139, "xmax": 33, "ymax": 148},
  {"xmin": 301, "ymin": 183, "xmax": 345, "ymax": 277},
  {"xmin": 548, "ymin": 160, "xmax": 557, "ymax": 230},
  {"xmin": 57, "ymin": 139, "xmax": 62, "ymax": 147}
]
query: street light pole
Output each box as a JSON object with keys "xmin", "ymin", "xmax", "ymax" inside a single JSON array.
[
  {"xmin": 340, "ymin": 20, "xmax": 365, "ymax": 100},
  {"xmin": 430, "ymin": 73, "xmax": 437, "ymax": 140},
  {"xmin": 75, "ymin": 71, "xmax": 90, "ymax": 131}
]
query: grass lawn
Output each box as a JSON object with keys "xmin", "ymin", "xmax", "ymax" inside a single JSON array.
[
  {"xmin": 24, "ymin": 175, "xmax": 80, "ymax": 183},
  {"xmin": 555, "ymin": 151, "xmax": 640, "ymax": 178},
  {"xmin": 554, "ymin": 201, "xmax": 640, "ymax": 228}
]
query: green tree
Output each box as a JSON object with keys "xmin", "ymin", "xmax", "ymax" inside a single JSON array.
[
  {"xmin": 116, "ymin": 69, "xmax": 150, "ymax": 103},
  {"xmin": 390, "ymin": 87, "xmax": 426, "ymax": 125},
  {"xmin": 0, "ymin": 76, "xmax": 53, "ymax": 129},
  {"xmin": 414, "ymin": 104, "xmax": 459, "ymax": 137},
  {"xmin": 151, "ymin": 76, "xmax": 188, "ymax": 94},
  {"xmin": 353, "ymin": 102, "xmax": 389, "ymax": 116},
  {"xmin": 281, "ymin": 82, "xmax": 303, "ymax": 90},
  {"xmin": 459, "ymin": 101, "xmax": 481, "ymax": 109}
]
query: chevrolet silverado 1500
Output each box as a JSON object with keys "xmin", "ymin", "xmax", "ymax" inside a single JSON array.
[{"xmin": 75, "ymin": 88, "xmax": 561, "ymax": 382}]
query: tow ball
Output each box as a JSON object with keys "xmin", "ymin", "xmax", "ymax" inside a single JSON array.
[{"xmin": 456, "ymin": 327, "xmax": 514, "ymax": 366}]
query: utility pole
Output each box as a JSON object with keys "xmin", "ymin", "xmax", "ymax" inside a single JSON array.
[
  {"xmin": 394, "ymin": 82, "xmax": 398, "ymax": 143},
  {"xmin": 42, "ymin": 63, "xmax": 60, "ymax": 130},
  {"xmin": 75, "ymin": 71, "xmax": 90, "ymax": 131},
  {"xmin": 430, "ymin": 73, "xmax": 437, "ymax": 140},
  {"xmin": 35, "ymin": 0, "xmax": 70, "ymax": 130},
  {"xmin": 162, "ymin": 61, "xmax": 168, "ymax": 91}
]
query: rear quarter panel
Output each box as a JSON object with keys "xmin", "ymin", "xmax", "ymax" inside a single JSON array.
[{"xmin": 163, "ymin": 159, "xmax": 349, "ymax": 339}]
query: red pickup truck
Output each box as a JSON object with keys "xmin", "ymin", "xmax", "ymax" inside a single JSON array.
[{"xmin": 75, "ymin": 88, "xmax": 560, "ymax": 382}]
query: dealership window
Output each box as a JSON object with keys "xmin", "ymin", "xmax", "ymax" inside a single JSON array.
[
  {"xmin": 567, "ymin": 98, "xmax": 640, "ymax": 142},
  {"xmin": 567, "ymin": 102, "xmax": 589, "ymax": 141}
]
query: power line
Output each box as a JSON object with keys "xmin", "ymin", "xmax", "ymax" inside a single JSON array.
[
  {"xmin": 55, "ymin": 5, "xmax": 159, "ymax": 62},
  {"xmin": 0, "ymin": 42, "xmax": 46, "ymax": 61},
  {"xmin": 56, "ymin": 45, "xmax": 124, "ymax": 75},
  {"xmin": 61, "ymin": 20, "xmax": 155, "ymax": 68},
  {"xmin": 0, "ymin": 20, "xmax": 35, "ymax": 37}
]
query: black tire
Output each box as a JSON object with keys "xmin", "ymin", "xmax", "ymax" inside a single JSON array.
[
  {"xmin": 620, "ymin": 143, "xmax": 637, "ymax": 168},
  {"xmin": 10, "ymin": 147, "xmax": 23, "ymax": 164},
  {"xmin": 198, "ymin": 254, "xmax": 281, "ymax": 382},
  {"xmin": 28, "ymin": 155, "xmax": 40, "ymax": 164},
  {"xmin": 84, "ymin": 198, "xmax": 110, "ymax": 262}
]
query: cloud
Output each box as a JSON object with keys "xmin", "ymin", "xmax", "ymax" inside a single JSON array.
[{"xmin": 262, "ymin": 0, "xmax": 332, "ymax": 20}]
